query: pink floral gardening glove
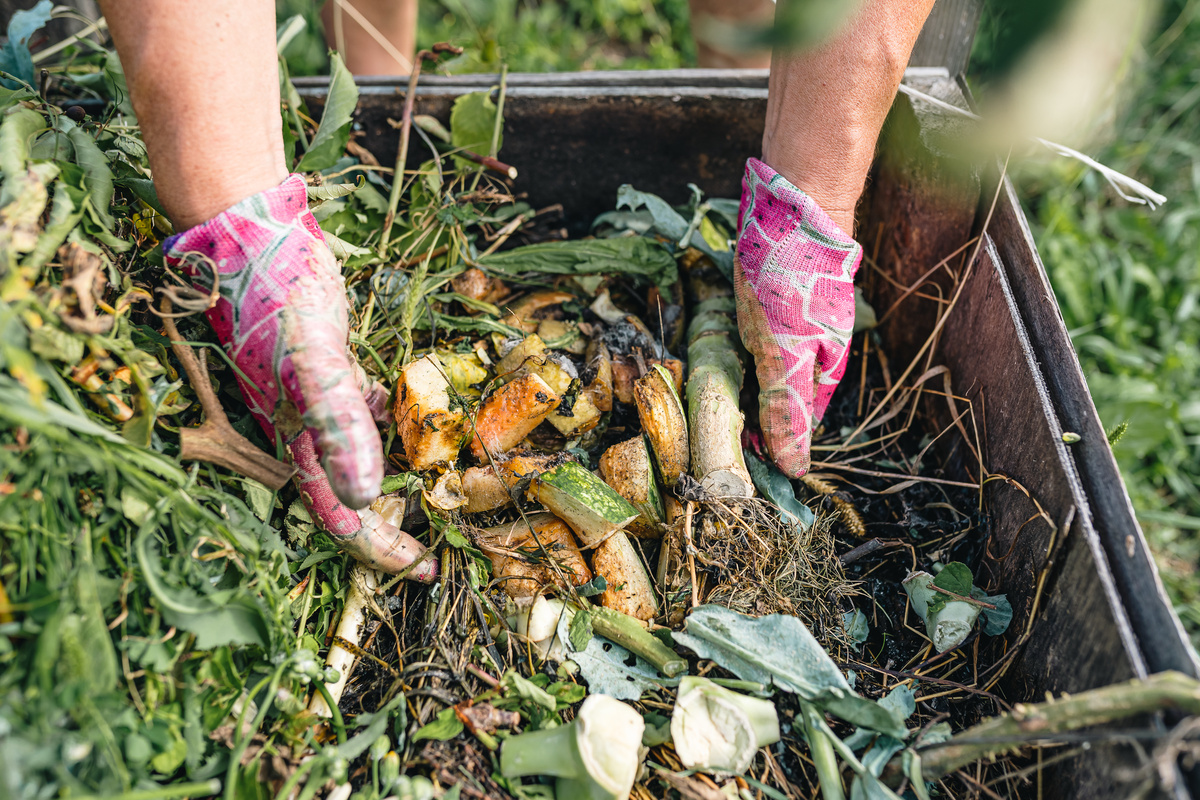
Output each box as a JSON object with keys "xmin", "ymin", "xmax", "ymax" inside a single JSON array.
[
  {"xmin": 735, "ymin": 158, "xmax": 863, "ymax": 478},
  {"xmin": 164, "ymin": 174, "xmax": 436, "ymax": 580}
]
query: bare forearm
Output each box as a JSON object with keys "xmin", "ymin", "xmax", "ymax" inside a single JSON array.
[
  {"xmin": 762, "ymin": 0, "xmax": 937, "ymax": 233},
  {"xmin": 99, "ymin": 0, "xmax": 287, "ymax": 228}
]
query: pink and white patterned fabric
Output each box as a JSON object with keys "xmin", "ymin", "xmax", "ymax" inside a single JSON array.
[
  {"xmin": 164, "ymin": 174, "xmax": 435, "ymax": 579},
  {"xmin": 735, "ymin": 158, "xmax": 862, "ymax": 478}
]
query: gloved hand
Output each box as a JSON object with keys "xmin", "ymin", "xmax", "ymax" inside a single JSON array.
[
  {"xmin": 735, "ymin": 158, "xmax": 863, "ymax": 478},
  {"xmin": 164, "ymin": 174, "xmax": 436, "ymax": 579}
]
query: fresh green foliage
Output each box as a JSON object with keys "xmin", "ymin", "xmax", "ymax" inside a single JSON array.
[
  {"xmin": 974, "ymin": 0, "xmax": 1200, "ymax": 642},
  {"xmin": 295, "ymin": 52, "xmax": 359, "ymax": 172}
]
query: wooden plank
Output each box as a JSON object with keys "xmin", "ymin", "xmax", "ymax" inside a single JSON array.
[
  {"xmin": 909, "ymin": 0, "xmax": 983, "ymax": 75},
  {"xmin": 987, "ymin": 178, "xmax": 1200, "ymax": 680}
]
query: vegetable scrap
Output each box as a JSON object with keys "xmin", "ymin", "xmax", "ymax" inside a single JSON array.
[{"xmin": 0, "ymin": 14, "xmax": 1189, "ymax": 800}]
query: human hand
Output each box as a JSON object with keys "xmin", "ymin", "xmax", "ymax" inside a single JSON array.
[
  {"xmin": 163, "ymin": 174, "xmax": 435, "ymax": 578},
  {"xmin": 735, "ymin": 158, "xmax": 862, "ymax": 478}
]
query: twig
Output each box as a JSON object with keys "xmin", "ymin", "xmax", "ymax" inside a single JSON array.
[
  {"xmin": 379, "ymin": 43, "xmax": 463, "ymax": 252},
  {"xmin": 926, "ymin": 582, "xmax": 997, "ymax": 610},
  {"xmin": 159, "ymin": 298, "xmax": 294, "ymax": 490},
  {"xmin": 682, "ymin": 501, "xmax": 699, "ymax": 608},
  {"xmin": 883, "ymin": 671, "xmax": 1200, "ymax": 785}
]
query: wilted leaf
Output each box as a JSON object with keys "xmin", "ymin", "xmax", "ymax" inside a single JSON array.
[
  {"xmin": 744, "ymin": 449, "xmax": 815, "ymax": 529},
  {"xmin": 66, "ymin": 126, "xmax": 115, "ymax": 227},
  {"xmin": 674, "ymin": 605, "xmax": 907, "ymax": 737},
  {"xmin": 558, "ymin": 612, "xmax": 663, "ymax": 701},
  {"xmin": 843, "ymin": 608, "xmax": 869, "ymax": 651},
  {"xmin": 480, "ymin": 237, "xmax": 679, "ymax": 300}
]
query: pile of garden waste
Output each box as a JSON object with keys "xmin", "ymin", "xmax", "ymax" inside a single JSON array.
[{"xmin": 2, "ymin": 9, "xmax": 1197, "ymax": 800}]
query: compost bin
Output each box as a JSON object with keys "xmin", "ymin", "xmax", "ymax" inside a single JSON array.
[{"xmin": 293, "ymin": 67, "xmax": 1200, "ymax": 799}]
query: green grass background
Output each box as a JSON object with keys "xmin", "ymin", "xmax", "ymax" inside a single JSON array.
[{"xmin": 280, "ymin": 0, "xmax": 1200, "ymax": 642}]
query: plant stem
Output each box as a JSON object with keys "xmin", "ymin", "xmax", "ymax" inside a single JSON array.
[
  {"xmin": 379, "ymin": 54, "xmax": 425, "ymax": 253},
  {"xmin": 802, "ymin": 701, "xmax": 845, "ymax": 800},
  {"xmin": 589, "ymin": 605, "xmax": 687, "ymax": 677},
  {"xmin": 272, "ymin": 757, "xmax": 319, "ymax": 800},
  {"xmin": 71, "ymin": 780, "xmax": 222, "ymax": 800},
  {"xmin": 884, "ymin": 670, "xmax": 1200, "ymax": 785},
  {"xmin": 316, "ymin": 679, "xmax": 348, "ymax": 745},
  {"xmin": 224, "ymin": 665, "xmax": 286, "ymax": 800}
]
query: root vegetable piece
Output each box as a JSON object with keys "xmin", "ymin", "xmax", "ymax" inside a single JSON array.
[
  {"xmin": 585, "ymin": 339, "xmax": 613, "ymax": 412},
  {"xmin": 590, "ymin": 289, "xmax": 628, "ymax": 325},
  {"xmin": 476, "ymin": 513, "xmax": 592, "ymax": 598},
  {"xmin": 687, "ymin": 296, "xmax": 754, "ymax": 498},
  {"xmin": 309, "ymin": 564, "xmax": 377, "ymax": 718},
  {"xmin": 523, "ymin": 354, "xmax": 602, "ymax": 438},
  {"xmin": 462, "ymin": 452, "xmax": 570, "ymax": 514},
  {"xmin": 531, "ymin": 460, "xmax": 639, "ymax": 547},
  {"xmin": 634, "ymin": 364, "xmax": 690, "ymax": 487},
  {"xmin": 394, "ymin": 354, "xmax": 471, "ymax": 470},
  {"xmin": 612, "ymin": 356, "xmax": 683, "ymax": 405},
  {"xmin": 593, "ymin": 532, "xmax": 659, "ymax": 621},
  {"xmin": 470, "ymin": 373, "xmax": 560, "ymax": 461},
  {"xmin": 611, "ymin": 355, "xmax": 639, "ymax": 405},
  {"xmin": 496, "ymin": 334, "xmax": 547, "ymax": 376},
  {"xmin": 452, "ymin": 267, "xmax": 507, "ymax": 303},
  {"xmin": 425, "ymin": 470, "xmax": 468, "ymax": 511},
  {"xmin": 599, "ymin": 436, "xmax": 665, "ymax": 538},
  {"xmin": 501, "ymin": 290, "xmax": 576, "ymax": 333}
]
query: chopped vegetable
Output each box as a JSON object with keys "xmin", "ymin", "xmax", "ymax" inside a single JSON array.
[
  {"xmin": 593, "ymin": 531, "xmax": 659, "ymax": 621},
  {"xmin": 634, "ymin": 364, "xmax": 690, "ymax": 487},
  {"xmin": 500, "ymin": 694, "xmax": 645, "ymax": 800},
  {"xmin": 599, "ymin": 436, "xmax": 665, "ymax": 537},
  {"xmin": 530, "ymin": 461, "xmax": 639, "ymax": 547},
  {"xmin": 462, "ymin": 452, "xmax": 567, "ymax": 514},
  {"xmin": 687, "ymin": 294, "xmax": 754, "ymax": 497},
  {"xmin": 670, "ymin": 676, "xmax": 780, "ymax": 773},
  {"xmin": 394, "ymin": 354, "xmax": 471, "ymax": 470},
  {"xmin": 469, "ymin": 372, "xmax": 560, "ymax": 461},
  {"xmin": 475, "ymin": 513, "xmax": 592, "ymax": 598}
]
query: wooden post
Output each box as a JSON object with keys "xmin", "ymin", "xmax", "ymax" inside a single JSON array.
[{"xmin": 909, "ymin": 0, "xmax": 984, "ymax": 76}]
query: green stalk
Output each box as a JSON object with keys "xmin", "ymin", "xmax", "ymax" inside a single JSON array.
[
  {"xmin": 71, "ymin": 780, "xmax": 223, "ymax": 800},
  {"xmin": 273, "ymin": 757, "xmax": 320, "ymax": 800},
  {"xmin": 224, "ymin": 665, "xmax": 285, "ymax": 800},
  {"xmin": 500, "ymin": 721, "xmax": 585, "ymax": 779},
  {"xmin": 589, "ymin": 605, "xmax": 687, "ymax": 677},
  {"xmin": 802, "ymin": 701, "xmax": 845, "ymax": 800},
  {"xmin": 316, "ymin": 679, "xmax": 348, "ymax": 745}
]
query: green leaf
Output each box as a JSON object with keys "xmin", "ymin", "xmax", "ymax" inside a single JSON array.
[
  {"xmin": 479, "ymin": 237, "xmax": 679, "ymax": 300},
  {"xmin": 744, "ymin": 449, "xmax": 815, "ymax": 529},
  {"xmin": 412, "ymin": 707, "xmax": 463, "ymax": 742},
  {"xmin": 450, "ymin": 91, "xmax": 501, "ymax": 168},
  {"xmin": 568, "ymin": 606, "xmax": 594, "ymax": 652},
  {"xmin": 974, "ymin": 591, "xmax": 1013, "ymax": 636},
  {"xmin": 135, "ymin": 527, "xmax": 273, "ymax": 649},
  {"xmin": 27, "ymin": 325, "xmax": 83, "ymax": 364},
  {"xmin": 296, "ymin": 52, "xmax": 358, "ymax": 173},
  {"xmin": 442, "ymin": 524, "xmax": 469, "ymax": 549},
  {"xmin": 843, "ymin": 609, "xmax": 869, "ymax": 651},
  {"xmin": 575, "ymin": 575, "xmax": 607, "ymax": 598},
  {"xmin": 0, "ymin": 107, "xmax": 45, "ymax": 180},
  {"xmin": 674, "ymin": 605, "xmax": 907, "ymax": 738},
  {"xmin": 501, "ymin": 669, "xmax": 557, "ymax": 712},
  {"xmin": 0, "ymin": 0, "xmax": 51, "ymax": 89},
  {"xmin": 66, "ymin": 125, "xmax": 115, "ymax": 227},
  {"xmin": 932, "ymin": 562, "xmax": 973, "ymax": 597}
]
